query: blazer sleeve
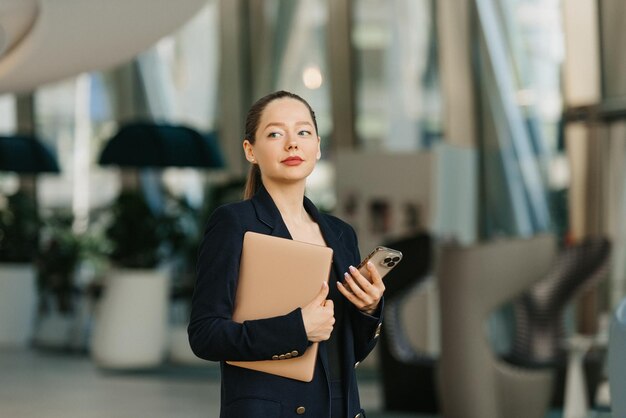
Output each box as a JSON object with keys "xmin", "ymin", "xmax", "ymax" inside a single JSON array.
[
  {"xmin": 345, "ymin": 225, "xmax": 385, "ymax": 363},
  {"xmin": 187, "ymin": 205, "xmax": 309, "ymax": 362}
]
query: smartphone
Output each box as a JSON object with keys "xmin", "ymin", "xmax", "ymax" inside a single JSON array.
[{"xmin": 356, "ymin": 246, "xmax": 403, "ymax": 282}]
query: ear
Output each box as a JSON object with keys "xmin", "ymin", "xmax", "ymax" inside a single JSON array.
[
  {"xmin": 243, "ymin": 139, "xmax": 256, "ymax": 163},
  {"xmin": 317, "ymin": 136, "xmax": 321, "ymax": 160}
]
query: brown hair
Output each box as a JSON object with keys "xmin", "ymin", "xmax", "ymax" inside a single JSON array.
[{"xmin": 242, "ymin": 90, "xmax": 318, "ymax": 199}]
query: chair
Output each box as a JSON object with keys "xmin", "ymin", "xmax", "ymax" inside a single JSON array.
[
  {"xmin": 608, "ymin": 297, "xmax": 626, "ymax": 417},
  {"xmin": 438, "ymin": 234, "xmax": 557, "ymax": 418},
  {"xmin": 509, "ymin": 238, "xmax": 611, "ymax": 406},
  {"xmin": 377, "ymin": 233, "xmax": 436, "ymax": 413}
]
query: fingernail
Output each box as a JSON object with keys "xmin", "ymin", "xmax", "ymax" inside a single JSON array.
[
  {"xmin": 349, "ymin": 265, "xmax": 356, "ymax": 272},
  {"xmin": 367, "ymin": 261, "xmax": 373, "ymax": 267},
  {"xmin": 344, "ymin": 272, "xmax": 350, "ymax": 279}
]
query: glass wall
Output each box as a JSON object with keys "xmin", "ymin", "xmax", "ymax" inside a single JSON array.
[
  {"xmin": 137, "ymin": 1, "xmax": 220, "ymax": 131},
  {"xmin": 0, "ymin": 95, "xmax": 16, "ymax": 134},
  {"xmin": 353, "ymin": 0, "xmax": 442, "ymax": 151},
  {"xmin": 0, "ymin": 94, "xmax": 17, "ymax": 197},
  {"xmin": 243, "ymin": 0, "xmax": 334, "ymax": 209},
  {"xmin": 475, "ymin": 0, "xmax": 563, "ymax": 239},
  {"xmin": 255, "ymin": 0, "xmax": 332, "ymax": 142}
]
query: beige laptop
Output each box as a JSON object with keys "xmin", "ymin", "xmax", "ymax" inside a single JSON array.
[{"xmin": 226, "ymin": 231, "xmax": 334, "ymax": 382}]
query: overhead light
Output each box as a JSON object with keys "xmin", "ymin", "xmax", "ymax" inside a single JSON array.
[{"xmin": 303, "ymin": 66, "xmax": 323, "ymax": 90}]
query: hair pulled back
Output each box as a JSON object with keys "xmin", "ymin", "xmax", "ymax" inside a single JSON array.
[{"xmin": 242, "ymin": 91, "xmax": 318, "ymax": 199}]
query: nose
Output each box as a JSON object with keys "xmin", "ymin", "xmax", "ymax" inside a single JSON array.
[{"xmin": 286, "ymin": 136, "xmax": 298, "ymax": 150}]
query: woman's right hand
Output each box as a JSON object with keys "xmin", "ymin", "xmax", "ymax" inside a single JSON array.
[{"xmin": 301, "ymin": 282, "xmax": 335, "ymax": 342}]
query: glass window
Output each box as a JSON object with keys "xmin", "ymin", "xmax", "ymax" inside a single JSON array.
[
  {"xmin": 137, "ymin": 0, "xmax": 221, "ymax": 131},
  {"xmin": 35, "ymin": 75, "xmax": 120, "ymax": 215},
  {"xmin": 263, "ymin": 0, "xmax": 332, "ymax": 140},
  {"xmin": 0, "ymin": 94, "xmax": 16, "ymax": 134},
  {"xmin": 0, "ymin": 94, "xmax": 18, "ymax": 197},
  {"xmin": 353, "ymin": 0, "xmax": 442, "ymax": 151},
  {"xmin": 503, "ymin": 0, "xmax": 565, "ymax": 152},
  {"xmin": 258, "ymin": 0, "xmax": 333, "ymax": 209}
]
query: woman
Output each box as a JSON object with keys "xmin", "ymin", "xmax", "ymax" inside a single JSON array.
[{"xmin": 188, "ymin": 90, "xmax": 385, "ymax": 418}]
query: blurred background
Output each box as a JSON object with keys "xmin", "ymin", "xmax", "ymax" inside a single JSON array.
[{"xmin": 0, "ymin": 0, "xmax": 625, "ymax": 417}]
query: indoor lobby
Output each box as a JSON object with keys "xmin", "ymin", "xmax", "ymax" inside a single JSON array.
[{"xmin": 0, "ymin": 1, "xmax": 625, "ymax": 417}]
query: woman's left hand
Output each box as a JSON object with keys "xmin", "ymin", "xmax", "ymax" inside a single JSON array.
[{"xmin": 337, "ymin": 262, "xmax": 385, "ymax": 315}]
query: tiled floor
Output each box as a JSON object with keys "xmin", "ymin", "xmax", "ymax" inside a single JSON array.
[
  {"xmin": 0, "ymin": 349, "xmax": 389, "ymax": 418},
  {"xmin": 0, "ymin": 349, "xmax": 610, "ymax": 418}
]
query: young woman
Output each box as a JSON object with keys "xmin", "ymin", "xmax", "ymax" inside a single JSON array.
[{"xmin": 188, "ymin": 90, "xmax": 385, "ymax": 418}]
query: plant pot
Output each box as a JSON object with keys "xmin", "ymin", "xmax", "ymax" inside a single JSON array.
[
  {"xmin": 91, "ymin": 268, "xmax": 169, "ymax": 369},
  {"xmin": 33, "ymin": 291, "xmax": 93, "ymax": 351},
  {"xmin": 0, "ymin": 263, "xmax": 37, "ymax": 347}
]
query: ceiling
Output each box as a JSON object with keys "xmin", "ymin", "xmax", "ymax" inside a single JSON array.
[{"xmin": 0, "ymin": 0, "xmax": 208, "ymax": 94}]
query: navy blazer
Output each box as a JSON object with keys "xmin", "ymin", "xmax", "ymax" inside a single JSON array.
[{"xmin": 188, "ymin": 186, "xmax": 383, "ymax": 418}]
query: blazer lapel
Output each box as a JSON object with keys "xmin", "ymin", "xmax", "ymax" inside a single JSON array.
[
  {"xmin": 251, "ymin": 186, "xmax": 350, "ymax": 270},
  {"xmin": 250, "ymin": 186, "xmax": 293, "ymax": 239}
]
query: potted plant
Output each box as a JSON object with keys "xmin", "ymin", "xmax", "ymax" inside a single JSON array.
[
  {"xmin": 34, "ymin": 212, "xmax": 111, "ymax": 350},
  {"xmin": 0, "ymin": 189, "xmax": 40, "ymax": 347},
  {"xmin": 91, "ymin": 188, "xmax": 177, "ymax": 369}
]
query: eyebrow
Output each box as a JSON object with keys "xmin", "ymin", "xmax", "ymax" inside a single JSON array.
[{"xmin": 262, "ymin": 121, "xmax": 313, "ymax": 130}]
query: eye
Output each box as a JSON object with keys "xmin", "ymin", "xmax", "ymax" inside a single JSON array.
[
  {"xmin": 298, "ymin": 130, "xmax": 312, "ymax": 137},
  {"xmin": 267, "ymin": 132, "xmax": 282, "ymax": 138}
]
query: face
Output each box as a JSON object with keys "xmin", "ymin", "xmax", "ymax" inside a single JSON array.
[{"xmin": 243, "ymin": 98, "xmax": 321, "ymax": 186}]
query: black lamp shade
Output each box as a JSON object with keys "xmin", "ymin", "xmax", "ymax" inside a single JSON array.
[
  {"xmin": 0, "ymin": 135, "xmax": 60, "ymax": 174},
  {"xmin": 98, "ymin": 122, "xmax": 225, "ymax": 169}
]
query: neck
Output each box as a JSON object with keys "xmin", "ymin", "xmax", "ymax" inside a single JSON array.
[{"xmin": 263, "ymin": 181, "xmax": 309, "ymax": 224}]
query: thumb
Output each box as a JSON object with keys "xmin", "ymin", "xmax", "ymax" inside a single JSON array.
[{"xmin": 312, "ymin": 281, "xmax": 329, "ymax": 306}]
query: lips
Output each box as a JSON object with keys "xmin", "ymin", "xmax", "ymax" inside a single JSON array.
[{"xmin": 281, "ymin": 156, "xmax": 304, "ymax": 166}]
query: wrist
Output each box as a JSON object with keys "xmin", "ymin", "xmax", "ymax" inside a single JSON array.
[{"xmin": 361, "ymin": 302, "xmax": 379, "ymax": 315}]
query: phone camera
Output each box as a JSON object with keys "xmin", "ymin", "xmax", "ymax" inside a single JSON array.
[
  {"xmin": 380, "ymin": 255, "xmax": 396, "ymax": 268},
  {"xmin": 392, "ymin": 256, "xmax": 400, "ymax": 262}
]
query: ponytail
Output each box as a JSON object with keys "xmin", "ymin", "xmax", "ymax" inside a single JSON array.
[{"xmin": 243, "ymin": 164, "xmax": 262, "ymax": 200}]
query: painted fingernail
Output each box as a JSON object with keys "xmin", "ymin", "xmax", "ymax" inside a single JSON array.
[
  {"xmin": 367, "ymin": 261, "xmax": 373, "ymax": 267},
  {"xmin": 344, "ymin": 272, "xmax": 351, "ymax": 279},
  {"xmin": 349, "ymin": 265, "xmax": 357, "ymax": 272}
]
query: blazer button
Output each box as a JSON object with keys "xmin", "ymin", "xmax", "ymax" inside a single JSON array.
[
  {"xmin": 284, "ymin": 353, "xmax": 292, "ymax": 359},
  {"xmin": 291, "ymin": 350, "xmax": 299, "ymax": 357},
  {"xmin": 354, "ymin": 361, "xmax": 360, "ymax": 369},
  {"xmin": 272, "ymin": 355, "xmax": 279, "ymax": 360},
  {"xmin": 354, "ymin": 413, "xmax": 362, "ymax": 418},
  {"xmin": 279, "ymin": 354, "xmax": 286, "ymax": 360},
  {"xmin": 296, "ymin": 406, "xmax": 306, "ymax": 414}
]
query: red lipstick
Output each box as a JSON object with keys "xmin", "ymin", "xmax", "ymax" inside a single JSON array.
[{"xmin": 281, "ymin": 156, "xmax": 304, "ymax": 166}]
